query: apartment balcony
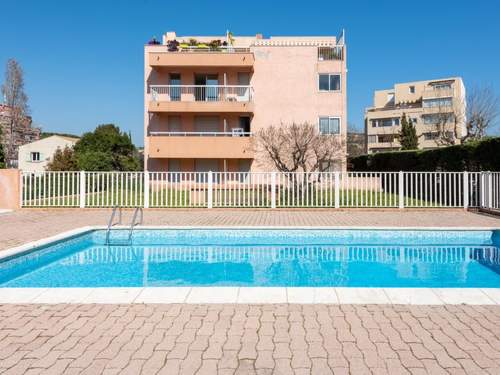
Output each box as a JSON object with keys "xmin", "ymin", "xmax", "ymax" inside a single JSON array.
[
  {"xmin": 149, "ymin": 47, "xmax": 254, "ymax": 68},
  {"xmin": 147, "ymin": 132, "xmax": 254, "ymax": 159},
  {"xmin": 148, "ymin": 85, "xmax": 254, "ymax": 113},
  {"xmin": 422, "ymin": 88, "xmax": 454, "ymax": 99}
]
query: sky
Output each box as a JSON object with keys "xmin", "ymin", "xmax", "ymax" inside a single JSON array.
[{"xmin": 1, "ymin": 0, "xmax": 499, "ymax": 146}]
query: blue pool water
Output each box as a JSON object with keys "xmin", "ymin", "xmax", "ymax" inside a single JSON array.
[{"xmin": 0, "ymin": 229, "xmax": 499, "ymax": 288}]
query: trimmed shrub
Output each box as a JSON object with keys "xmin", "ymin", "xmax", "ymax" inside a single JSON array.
[{"xmin": 350, "ymin": 137, "xmax": 500, "ymax": 171}]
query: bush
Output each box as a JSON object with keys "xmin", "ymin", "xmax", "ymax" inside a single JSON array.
[{"xmin": 350, "ymin": 137, "xmax": 500, "ymax": 171}]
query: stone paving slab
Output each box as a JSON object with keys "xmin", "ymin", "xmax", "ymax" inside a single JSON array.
[
  {"xmin": 0, "ymin": 303, "xmax": 499, "ymax": 374},
  {"xmin": 1, "ymin": 287, "xmax": 498, "ymax": 305},
  {"xmin": 1, "ymin": 208, "xmax": 499, "ymax": 252}
]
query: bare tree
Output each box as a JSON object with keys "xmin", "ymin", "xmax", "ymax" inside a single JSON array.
[
  {"xmin": 464, "ymin": 86, "xmax": 499, "ymax": 140},
  {"xmin": 432, "ymin": 86, "xmax": 499, "ymax": 146},
  {"xmin": 255, "ymin": 122, "xmax": 345, "ymax": 173},
  {"xmin": 1, "ymin": 58, "xmax": 29, "ymax": 164}
]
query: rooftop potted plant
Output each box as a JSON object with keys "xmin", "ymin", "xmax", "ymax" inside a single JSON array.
[
  {"xmin": 166, "ymin": 39, "xmax": 179, "ymax": 52},
  {"xmin": 148, "ymin": 36, "xmax": 161, "ymax": 45}
]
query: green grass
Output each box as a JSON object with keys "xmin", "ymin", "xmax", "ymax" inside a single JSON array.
[{"xmin": 22, "ymin": 187, "xmax": 454, "ymax": 208}]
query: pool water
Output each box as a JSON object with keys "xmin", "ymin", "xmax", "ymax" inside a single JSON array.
[{"xmin": 0, "ymin": 229, "xmax": 499, "ymax": 288}]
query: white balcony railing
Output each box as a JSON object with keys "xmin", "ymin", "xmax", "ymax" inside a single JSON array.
[
  {"xmin": 176, "ymin": 46, "xmax": 251, "ymax": 53},
  {"xmin": 422, "ymin": 88, "xmax": 454, "ymax": 99},
  {"xmin": 318, "ymin": 46, "xmax": 344, "ymax": 61},
  {"xmin": 149, "ymin": 131, "xmax": 252, "ymax": 137},
  {"xmin": 150, "ymin": 85, "xmax": 253, "ymax": 103}
]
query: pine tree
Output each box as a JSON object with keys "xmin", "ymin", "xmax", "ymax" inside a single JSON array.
[{"xmin": 399, "ymin": 113, "xmax": 418, "ymax": 150}]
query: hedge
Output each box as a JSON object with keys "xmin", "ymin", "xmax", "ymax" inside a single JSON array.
[{"xmin": 350, "ymin": 137, "xmax": 500, "ymax": 172}]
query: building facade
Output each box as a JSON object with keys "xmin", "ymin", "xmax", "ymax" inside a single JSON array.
[
  {"xmin": 0, "ymin": 105, "xmax": 40, "ymax": 168},
  {"xmin": 18, "ymin": 135, "xmax": 78, "ymax": 172},
  {"xmin": 144, "ymin": 31, "xmax": 347, "ymax": 172},
  {"xmin": 365, "ymin": 78, "xmax": 466, "ymax": 154}
]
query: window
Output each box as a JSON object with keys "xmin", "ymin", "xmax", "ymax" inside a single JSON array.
[
  {"xmin": 387, "ymin": 93, "xmax": 395, "ymax": 104},
  {"xmin": 319, "ymin": 117, "xmax": 340, "ymax": 134},
  {"xmin": 410, "ymin": 117, "xmax": 418, "ymax": 124},
  {"xmin": 409, "ymin": 86, "xmax": 415, "ymax": 94},
  {"xmin": 378, "ymin": 134, "xmax": 395, "ymax": 143},
  {"xmin": 318, "ymin": 74, "xmax": 341, "ymax": 91},
  {"xmin": 423, "ymin": 132, "xmax": 439, "ymax": 140},
  {"xmin": 367, "ymin": 135, "xmax": 377, "ymax": 143},
  {"xmin": 423, "ymin": 114, "xmax": 452, "ymax": 124},
  {"xmin": 432, "ymin": 83, "xmax": 452, "ymax": 90},
  {"xmin": 371, "ymin": 117, "xmax": 399, "ymax": 127},
  {"xmin": 30, "ymin": 152, "xmax": 40, "ymax": 162},
  {"xmin": 423, "ymin": 98, "xmax": 453, "ymax": 108}
]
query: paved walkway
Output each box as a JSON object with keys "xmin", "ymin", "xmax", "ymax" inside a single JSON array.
[
  {"xmin": 0, "ymin": 303, "xmax": 499, "ymax": 374},
  {"xmin": 0, "ymin": 208, "xmax": 498, "ymax": 251}
]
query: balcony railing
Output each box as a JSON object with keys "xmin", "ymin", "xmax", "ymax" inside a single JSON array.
[
  {"xmin": 422, "ymin": 88, "xmax": 454, "ymax": 99},
  {"xmin": 318, "ymin": 46, "xmax": 344, "ymax": 61},
  {"xmin": 150, "ymin": 85, "xmax": 253, "ymax": 103},
  {"xmin": 175, "ymin": 46, "xmax": 251, "ymax": 53},
  {"xmin": 149, "ymin": 131, "xmax": 252, "ymax": 137}
]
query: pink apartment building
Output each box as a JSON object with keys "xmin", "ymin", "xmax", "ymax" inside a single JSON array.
[{"xmin": 144, "ymin": 31, "xmax": 347, "ymax": 173}]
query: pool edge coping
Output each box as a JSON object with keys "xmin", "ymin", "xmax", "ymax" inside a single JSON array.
[{"xmin": 0, "ymin": 286, "xmax": 499, "ymax": 305}]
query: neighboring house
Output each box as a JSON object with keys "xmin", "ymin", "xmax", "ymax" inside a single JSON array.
[
  {"xmin": 0, "ymin": 104, "xmax": 40, "ymax": 168},
  {"xmin": 144, "ymin": 31, "xmax": 347, "ymax": 172},
  {"xmin": 18, "ymin": 135, "xmax": 78, "ymax": 172},
  {"xmin": 364, "ymin": 77, "xmax": 466, "ymax": 154}
]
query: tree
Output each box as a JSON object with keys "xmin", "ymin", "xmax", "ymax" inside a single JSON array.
[
  {"xmin": 398, "ymin": 113, "xmax": 418, "ymax": 150},
  {"xmin": 255, "ymin": 122, "xmax": 345, "ymax": 173},
  {"xmin": 1, "ymin": 59, "xmax": 29, "ymax": 164},
  {"xmin": 432, "ymin": 85, "xmax": 500, "ymax": 146},
  {"xmin": 46, "ymin": 146, "xmax": 77, "ymax": 171},
  {"xmin": 73, "ymin": 124, "xmax": 140, "ymax": 171}
]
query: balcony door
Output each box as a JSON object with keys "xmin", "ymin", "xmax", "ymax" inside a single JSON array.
[
  {"xmin": 195, "ymin": 74, "xmax": 218, "ymax": 101},
  {"xmin": 169, "ymin": 74, "xmax": 181, "ymax": 101},
  {"xmin": 195, "ymin": 116, "xmax": 220, "ymax": 134},
  {"xmin": 237, "ymin": 73, "xmax": 250, "ymax": 102}
]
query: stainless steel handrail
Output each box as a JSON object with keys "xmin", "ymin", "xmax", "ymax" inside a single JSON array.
[
  {"xmin": 105, "ymin": 206, "xmax": 122, "ymax": 245},
  {"xmin": 128, "ymin": 207, "xmax": 143, "ymax": 244}
]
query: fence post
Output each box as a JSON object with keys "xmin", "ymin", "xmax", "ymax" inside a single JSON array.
[
  {"xmin": 271, "ymin": 172, "xmax": 276, "ymax": 209},
  {"xmin": 144, "ymin": 172, "xmax": 149, "ymax": 209},
  {"xmin": 18, "ymin": 171, "xmax": 23, "ymax": 208},
  {"xmin": 463, "ymin": 171, "xmax": 469, "ymax": 210},
  {"xmin": 334, "ymin": 172, "xmax": 340, "ymax": 208},
  {"xmin": 207, "ymin": 171, "xmax": 213, "ymax": 209},
  {"xmin": 487, "ymin": 171, "xmax": 492, "ymax": 209},
  {"xmin": 398, "ymin": 171, "xmax": 404, "ymax": 209},
  {"xmin": 79, "ymin": 171, "xmax": 86, "ymax": 208}
]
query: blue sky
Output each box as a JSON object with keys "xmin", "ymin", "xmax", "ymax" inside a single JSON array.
[{"xmin": 1, "ymin": 0, "xmax": 499, "ymax": 146}]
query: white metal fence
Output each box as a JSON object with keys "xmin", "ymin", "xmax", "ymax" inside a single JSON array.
[{"xmin": 20, "ymin": 171, "xmax": 500, "ymax": 209}]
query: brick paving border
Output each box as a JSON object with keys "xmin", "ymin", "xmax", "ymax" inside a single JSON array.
[{"xmin": 0, "ymin": 303, "xmax": 499, "ymax": 374}]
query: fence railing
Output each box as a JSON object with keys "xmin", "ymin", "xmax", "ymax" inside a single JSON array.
[
  {"xmin": 317, "ymin": 46, "xmax": 344, "ymax": 61},
  {"xmin": 150, "ymin": 85, "xmax": 253, "ymax": 103},
  {"xmin": 20, "ymin": 171, "xmax": 500, "ymax": 209}
]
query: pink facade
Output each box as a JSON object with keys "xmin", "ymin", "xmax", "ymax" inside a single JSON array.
[{"xmin": 144, "ymin": 32, "xmax": 347, "ymax": 172}]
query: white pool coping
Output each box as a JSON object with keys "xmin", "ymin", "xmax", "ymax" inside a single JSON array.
[
  {"xmin": 0, "ymin": 287, "xmax": 498, "ymax": 305},
  {"xmin": 1, "ymin": 225, "xmax": 499, "ymax": 305}
]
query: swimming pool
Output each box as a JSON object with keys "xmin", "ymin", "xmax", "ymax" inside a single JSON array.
[{"xmin": 1, "ymin": 229, "xmax": 499, "ymax": 288}]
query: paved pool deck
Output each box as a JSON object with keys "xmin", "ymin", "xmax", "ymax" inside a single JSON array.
[
  {"xmin": 1, "ymin": 209, "xmax": 499, "ymax": 373},
  {"xmin": 0, "ymin": 303, "xmax": 499, "ymax": 374},
  {"xmin": 1, "ymin": 208, "xmax": 499, "ymax": 252}
]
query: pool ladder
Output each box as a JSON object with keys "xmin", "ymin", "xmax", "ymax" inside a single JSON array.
[{"xmin": 105, "ymin": 206, "xmax": 143, "ymax": 245}]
